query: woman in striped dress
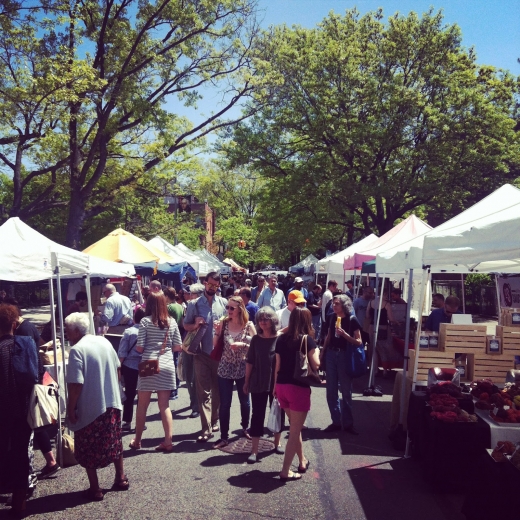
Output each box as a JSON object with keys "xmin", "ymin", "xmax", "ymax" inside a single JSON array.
[{"xmin": 129, "ymin": 292, "xmax": 182, "ymax": 452}]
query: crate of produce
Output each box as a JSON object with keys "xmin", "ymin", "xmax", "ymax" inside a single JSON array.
[
  {"xmin": 439, "ymin": 323, "xmax": 487, "ymax": 354},
  {"xmin": 472, "ymin": 352, "xmax": 515, "ymax": 382},
  {"xmin": 497, "ymin": 326, "xmax": 520, "ymax": 356},
  {"xmin": 408, "ymin": 349, "xmax": 454, "ymax": 382}
]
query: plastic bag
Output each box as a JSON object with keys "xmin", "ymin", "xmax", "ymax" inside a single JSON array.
[{"xmin": 267, "ymin": 397, "xmax": 281, "ymax": 433}]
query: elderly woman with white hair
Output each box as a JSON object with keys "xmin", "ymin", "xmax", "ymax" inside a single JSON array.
[{"xmin": 65, "ymin": 312, "xmax": 128, "ymax": 501}]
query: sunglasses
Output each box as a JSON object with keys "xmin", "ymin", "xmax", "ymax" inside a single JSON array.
[{"xmin": 226, "ymin": 305, "xmax": 238, "ymax": 311}]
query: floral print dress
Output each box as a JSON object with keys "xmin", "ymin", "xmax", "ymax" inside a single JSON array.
[{"xmin": 217, "ymin": 321, "xmax": 254, "ymax": 380}]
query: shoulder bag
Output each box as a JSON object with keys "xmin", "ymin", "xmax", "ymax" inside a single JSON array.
[
  {"xmin": 138, "ymin": 328, "xmax": 168, "ymax": 377},
  {"xmin": 210, "ymin": 321, "xmax": 226, "ymax": 362},
  {"xmin": 27, "ymin": 382, "xmax": 59, "ymax": 430},
  {"xmin": 182, "ymin": 299, "xmax": 208, "ymax": 355},
  {"xmin": 293, "ymin": 335, "xmax": 322, "ymax": 387},
  {"xmin": 346, "ymin": 316, "xmax": 366, "ymax": 378}
]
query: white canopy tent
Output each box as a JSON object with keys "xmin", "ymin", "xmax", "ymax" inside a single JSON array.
[
  {"xmin": 0, "ymin": 217, "xmax": 136, "ymax": 465},
  {"xmin": 377, "ymin": 184, "xmax": 520, "ymax": 274},
  {"xmin": 0, "ymin": 217, "xmax": 135, "ymax": 281},
  {"xmin": 316, "ymin": 234, "xmax": 378, "ymax": 279},
  {"xmin": 147, "ymin": 236, "xmax": 209, "ymax": 276},
  {"xmin": 374, "ymin": 184, "xmax": 520, "ymax": 447},
  {"xmin": 289, "ymin": 254, "xmax": 319, "ymax": 275},
  {"xmin": 194, "ymin": 249, "xmax": 232, "ymax": 275}
]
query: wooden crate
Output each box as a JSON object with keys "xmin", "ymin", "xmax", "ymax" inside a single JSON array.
[
  {"xmin": 497, "ymin": 326, "xmax": 520, "ymax": 357},
  {"xmin": 408, "ymin": 349, "xmax": 454, "ymax": 382},
  {"xmin": 439, "ymin": 323, "xmax": 487, "ymax": 354},
  {"xmin": 472, "ymin": 352, "xmax": 515, "ymax": 382}
]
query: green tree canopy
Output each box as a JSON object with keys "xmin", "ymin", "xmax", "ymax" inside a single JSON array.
[
  {"xmin": 0, "ymin": 0, "xmax": 261, "ymax": 247},
  {"xmin": 225, "ymin": 8, "xmax": 520, "ymax": 248}
]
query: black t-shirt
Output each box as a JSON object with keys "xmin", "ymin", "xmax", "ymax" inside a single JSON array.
[
  {"xmin": 327, "ymin": 314, "xmax": 361, "ymax": 349},
  {"xmin": 307, "ymin": 292, "xmax": 320, "ymax": 316},
  {"xmin": 15, "ymin": 319, "xmax": 41, "ymax": 346},
  {"xmin": 275, "ymin": 333, "xmax": 317, "ymax": 388}
]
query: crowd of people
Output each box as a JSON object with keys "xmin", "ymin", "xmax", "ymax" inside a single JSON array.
[{"xmin": 0, "ymin": 271, "xmax": 461, "ymax": 515}]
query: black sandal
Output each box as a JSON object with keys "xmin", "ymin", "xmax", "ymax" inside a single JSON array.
[
  {"xmin": 113, "ymin": 476, "xmax": 129, "ymax": 490},
  {"xmin": 84, "ymin": 488, "xmax": 104, "ymax": 501}
]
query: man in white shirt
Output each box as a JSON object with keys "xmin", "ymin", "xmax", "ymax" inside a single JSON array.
[{"xmin": 277, "ymin": 290, "xmax": 306, "ymax": 331}]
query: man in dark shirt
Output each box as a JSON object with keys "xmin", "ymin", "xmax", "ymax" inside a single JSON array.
[
  {"xmin": 307, "ymin": 285, "xmax": 322, "ymax": 339},
  {"xmin": 238, "ymin": 288, "xmax": 259, "ymax": 323},
  {"xmin": 424, "ymin": 296, "xmax": 461, "ymax": 332}
]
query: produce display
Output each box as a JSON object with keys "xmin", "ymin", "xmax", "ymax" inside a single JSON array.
[
  {"xmin": 491, "ymin": 441, "xmax": 516, "ymax": 462},
  {"xmin": 427, "ymin": 382, "xmax": 477, "ymax": 423},
  {"xmin": 472, "ymin": 379, "xmax": 520, "ymax": 423}
]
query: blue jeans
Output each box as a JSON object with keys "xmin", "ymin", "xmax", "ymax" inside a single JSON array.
[
  {"xmin": 218, "ymin": 376, "xmax": 250, "ymax": 440},
  {"xmin": 325, "ymin": 349, "xmax": 354, "ymax": 429}
]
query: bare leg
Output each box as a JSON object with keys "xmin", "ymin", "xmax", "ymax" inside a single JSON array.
[
  {"xmin": 251, "ymin": 437, "xmax": 260, "ymax": 455},
  {"xmin": 113, "ymin": 455, "xmax": 126, "ymax": 482},
  {"xmin": 85, "ymin": 468, "xmax": 102, "ymax": 497},
  {"xmin": 280, "ymin": 409, "xmax": 307, "ymax": 478},
  {"xmin": 274, "ymin": 431, "xmax": 282, "ymax": 449},
  {"xmin": 134, "ymin": 391, "xmax": 152, "ymax": 443},
  {"xmin": 157, "ymin": 390, "xmax": 173, "ymax": 445}
]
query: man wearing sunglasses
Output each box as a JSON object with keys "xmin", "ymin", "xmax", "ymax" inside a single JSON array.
[
  {"xmin": 424, "ymin": 295, "xmax": 461, "ymax": 333},
  {"xmin": 184, "ymin": 272, "xmax": 228, "ymax": 442},
  {"xmin": 257, "ymin": 274, "xmax": 287, "ymax": 311}
]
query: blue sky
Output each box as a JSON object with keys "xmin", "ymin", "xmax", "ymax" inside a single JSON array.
[
  {"xmin": 257, "ymin": 1, "xmax": 520, "ymax": 73},
  {"xmin": 181, "ymin": 1, "xmax": 519, "ymax": 150}
]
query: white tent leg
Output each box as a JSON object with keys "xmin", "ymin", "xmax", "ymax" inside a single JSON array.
[
  {"xmin": 461, "ymin": 274, "xmax": 466, "ymax": 314},
  {"xmin": 495, "ymin": 274, "xmax": 501, "ymax": 323},
  {"xmin": 399, "ymin": 269, "xmax": 414, "ymax": 426},
  {"xmin": 48, "ymin": 278, "xmax": 63, "ymax": 467},
  {"xmin": 55, "ymin": 261, "xmax": 68, "ymax": 406},
  {"xmin": 85, "ymin": 274, "xmax": 95, "ymax": 334}
]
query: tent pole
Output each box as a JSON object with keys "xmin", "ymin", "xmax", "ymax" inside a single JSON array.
[
  {"xmin": 399, "ymin": 269, "xmax": 414, "ymax": 431},
  {"xmin": 461, "ymin": 274, "xmax": 466, "ymax": 314},
  {"xmin": 352, "ymin": 269, "xmax": 356, "ymax": 296},
  {"xmin": 85, "ymin": 273, "xmax": 95, "ymax": 334},
  {"xmin": 495, "ymin": 274, "xmax": 501, "ymax": 323},
  {"xmin": 55, "ymin": 259, "xmax": 68, "ymax": 406},
  {"xmin": 48, "ymin": 277, "xmax": 63, "ymax": 468}
]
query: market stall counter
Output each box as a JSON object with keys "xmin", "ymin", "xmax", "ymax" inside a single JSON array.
[
  {"xmin": 407, "ymin": 390, "xmax": 489, "ymax": 492},
  {"xmin": 461, "ymin": 449, "xmax": 520, "ymax": 519}
]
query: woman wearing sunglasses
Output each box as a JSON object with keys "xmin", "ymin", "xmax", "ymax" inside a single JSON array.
[{"xmin": 212, "ymin": 296, "xmax": 256, "ymax": 449}]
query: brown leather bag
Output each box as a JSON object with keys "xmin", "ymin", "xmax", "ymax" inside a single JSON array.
[{"xmin": 138, "ymin": 329, "xmax": 168, "ymax": 377}]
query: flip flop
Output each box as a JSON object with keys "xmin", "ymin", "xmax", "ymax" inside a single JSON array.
[
  {"xmin": 155, "ymin": 442, "xmax": 173, "ymax": 452},
  {"xmin": 279, "ymin": 471, "xmax": 302, "ymax": 482},
  {"xmin": 129, "ymin": 439, "xmax": 141, "ymax": 450},
  {"xmin": 297, "ymin": 460, "xmax": 310, "ymax": 473},
  {"xmin": 196, "ymin": 433, "xmax": 214, "ymax": 443},
  {"xmin": 84, "ymin": 488, "xmax": 104, "ymax": 501}
]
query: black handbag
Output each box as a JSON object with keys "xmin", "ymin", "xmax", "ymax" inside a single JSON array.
[{"xmin": 293, "ymin": 335, "xmax": 322, "ymax": 387}]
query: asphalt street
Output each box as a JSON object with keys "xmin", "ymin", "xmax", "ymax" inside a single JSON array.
[{"xmin": 0, "ymin": 369, "xmax": 466, "ymax": 520}]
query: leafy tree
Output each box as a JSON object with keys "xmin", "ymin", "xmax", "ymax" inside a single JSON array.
[
  {"xmin": 225, "ymin": 9, "xmax": 520, "ymax": 245},
  {"xmin": 184, "ymin": 159, "xmax": 275, "ymax": 269},
  {"xmin": 0, "ymin": 0, "xmax": 261, "ymax": 247}
]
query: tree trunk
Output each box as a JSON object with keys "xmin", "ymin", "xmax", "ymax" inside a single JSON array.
[{"xmin": 65, "ymin": 189, "xmax": 86, "ymax": 249}]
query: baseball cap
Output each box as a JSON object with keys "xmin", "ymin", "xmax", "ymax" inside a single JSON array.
[
  {"xmin": 294, "ymin": 277, "xmax": 303, "ymax": 283},
  {"xmin": 288, "ymin": 290, "xmax": 306, "ymax": 304}
]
